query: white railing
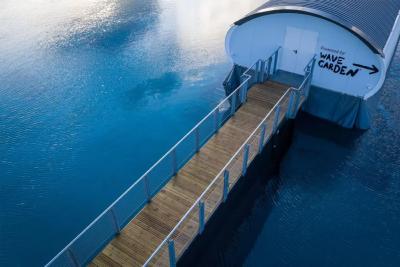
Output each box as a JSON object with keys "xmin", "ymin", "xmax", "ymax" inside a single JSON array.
[
  {"xmin": 45, "ymin": 48, "xmax": 282, "ymax": 267},
  {"xmin": 143, "ymin": 56, "xmax": 316, "ymax": 267}
]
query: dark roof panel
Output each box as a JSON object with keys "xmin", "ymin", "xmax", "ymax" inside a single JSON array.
[{"xmin": 234, "ymin": 0, "xmax": 400, "ymax": 57}]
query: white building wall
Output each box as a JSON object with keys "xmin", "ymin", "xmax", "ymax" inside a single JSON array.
[{"xmin": 226, "ymin": 13, "xmax": 384, "ymax": 98}]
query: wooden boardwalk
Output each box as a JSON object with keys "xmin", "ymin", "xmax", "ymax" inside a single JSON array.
[{"xmin": 91, "ymin": 81, "xmax": 291, "ymax": 267}]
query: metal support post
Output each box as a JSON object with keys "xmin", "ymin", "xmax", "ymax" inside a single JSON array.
[
  {"xmin": 242, "ymin": 144, "xmax": 250, "ymax": 176},
  {"xmin": 198, "ymin": 201, "xmax": 205, "ymax": 234},
  {"xmin": 273, "ymin": 105, "xmax": 281, "ymax": 134},
  {"xmin": 168, "ymin": 240, "xmax": 176, "ymax": 267},
  {"xmin": 223, "ymin": 170, "xmax": 229, "ymax": 202},
  {"xmin": 258, "ymin": 124, "xmax": 267, "ymax": 154},
  {"xmin": 110, "ymin": 208, "xmax": 121, "ymax": 234},
  {"xmin": 144, "ymin": 175, "xmax": 151, "ymax": 202}
]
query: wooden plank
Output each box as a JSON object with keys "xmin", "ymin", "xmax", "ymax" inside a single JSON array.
[{"xmin": 90, "ymin": 81, "xmax": 290, "ymax": 267}]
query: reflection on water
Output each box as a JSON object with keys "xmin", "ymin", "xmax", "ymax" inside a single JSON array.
[
  {"xmin": 0, "ymin": 0, "xmax": 265, "ymax": 265},
  {"xmin": 124, "ymin": 72, "xmax": 182, "ymax": 106},
  {"xmin": 1, "ymin": 0, "xmax": 122, "ymax": 50}
]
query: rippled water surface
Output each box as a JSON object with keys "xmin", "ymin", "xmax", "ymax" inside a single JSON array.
[
  {"xmin": 2, "ymin": 1, "xmax": 399, "ymax": 266},
  {"xmin": 0, "ymin": 0, "xmax": 265, "ymax": 265}
]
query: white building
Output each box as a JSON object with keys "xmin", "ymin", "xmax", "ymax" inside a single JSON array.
[{"xmin": 225, "ymin": 0, "xmax": 400, "ymax": 129}]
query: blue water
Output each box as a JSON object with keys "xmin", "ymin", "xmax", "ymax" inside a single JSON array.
[
  {"xmin": 2, "ymin": 2, "xmax": 399, "ymax": 267},
  {"xmin": 210, "ymin": 46, "xmax": 400, "ymax": 266},
  {"xmin": 0, "ymin": 1, "xmax": 265, "ymax": 266}
]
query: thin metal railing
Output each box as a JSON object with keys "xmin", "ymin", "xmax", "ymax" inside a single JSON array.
[
  {"xmin": 143, "ymin": 88, "xmax": 292, "ymax": 266},
  {"xmin": 144, "ymin": 55, "xmax": 316, "ymax": 267},
  {"xmin": 45, "ymin": 48, "xmax": 282, "ymax": 267}
]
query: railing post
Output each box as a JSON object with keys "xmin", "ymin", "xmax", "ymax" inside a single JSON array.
[
  {"xmin": 273, "ymin": 49, "xmax": 279, "ymax": 74},
  {"xmin": 214, "ymin": 109, "xmax": 220, "ymax": 133},
  {"xmin": 258, "ymin": 123, "xmax": 267, "ymax": 154},
  {"xmin": 230, "ymin": 92, "xmax": 237, "ymax": 116},
  {"xmin": 223, "ymin": 170, "xmax": 229, "ymax": 202},
  {"xmin": 241, "ymin": 72, "xmax": 250, "ymax": 102},
  {"xmin": 257, "ymin": 60, "xmax": 262, "ymax": 83},
  {"xmin": 242, "ymin": 144, "xmax": 250, "ymax": 176},
  {"xmin": 144, "ymin": 175, "xmax": 151, "ymax": 203},
  {"xmin": 306, "ymin": 76, "xmax": 311, "ymax": 98},
  {"xmin": 273, "ymin": 105, "xmax": 281, "ymax": 134},
  {"xmin": 172, "ymin": 149, "xmax": 177, "ymax": 175},
  {"xmin": 110, "ymin": 208, "xmax": 121, "ymax": 234},
  {"xmin": 254, "ymin": 61, "xmax": 259, "ymax": 83},
  {"xmin": 286, "ymin": 90, "xmax": 295, "ymax": 119},
  {"xmin": 244, "ymin": 79, "xmax": 249, "ymax": 102},
  {"xmin": 311, "ymin": 57, "xmax": 316, "ymax": 73},
  {"xmin": 293, "ymin": 91, "xmax": 301, "ymax": 117},
  {"xmin": 309, "ymin": 58, "xmax": 316, "ymax": 90},
  {"xmin": 67, "ymin": 248, "xmax": 80, "ymax": 267},
  {"xmin": 198, "ymin": 201, "xmax": 205, "ymax": 234},
  {"xmin": 267, "ymin": 57, "xmax": 272, "ymax": 77},
  {"xmin": 260, "ymin": 60, "xmax": 266, "ymax": 82},
  {"xmin": 305, "ymin": 58, "xmax": 316, "ymax": 98},
  {"xmin": 168, "ymin": 239, "xmax": 176, "ymax": 267},
  {"xmin": 240, "ymin": 83, "xmax": 245, "ymax": 103},
  {"xmin": 195, "ymin": 127, "xmax": 200, "ymax": 153}
]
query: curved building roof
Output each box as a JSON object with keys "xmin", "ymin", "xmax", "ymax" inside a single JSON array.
[{"xmin": 235, "ymin": 0, "xmax": 400, "ymax": 57}]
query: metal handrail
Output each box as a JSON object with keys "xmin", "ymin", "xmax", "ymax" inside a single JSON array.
[
  {"xmin": 303, "ymin": 55, "xmax": 316, "ymax": 73},
  {"xmin": 143, "ymin": 86, "xmax": 292, "ymax": 267},
  {"xmin": 242, "ymin": 47, "xmax": 281, "ymax": 80},
  {"xmin": 45, "ymin": 47, "xmax": 282, "ymax": 267},
  {"xmin": 143, "ymin": 54, "xmax": 316, "ymax": 267},
  {"xmin": 299, "ymin": 69, "xmax": 312, "ymax": 91}
]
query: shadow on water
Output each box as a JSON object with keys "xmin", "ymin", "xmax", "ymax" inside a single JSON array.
[
  {"xmin": 124, "ymin": 72, "xmax": 182, "ymax": 107},
  {"xmin": 279, "ymin": 112, "xmax": 365, "ymax": 192},
  {"xmin": 180, "ymin": 113, "xmax": 369, "ymax": 267},
  {"xmin": 212, "ymin": 177, "xmax": 282, "ymax": 267},
  {"xmin": 294, "ymin": 112, "xmax": 364, "ymax": 148},
  {"xmin": 176, "ymin": 120, "xmax": 290, "ymax": 267},
  {"xmin": 184, "ymin": 102, "xmax": 400, "ymax": 266},
  {"xmin": 194, "ymin": 169, "xmax": 290, "ymax": 267}
]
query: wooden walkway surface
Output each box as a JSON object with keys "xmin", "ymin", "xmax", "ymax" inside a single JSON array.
[{"xmin": 91, "ymin": 81, "xmax": 291, "ymax": 267}]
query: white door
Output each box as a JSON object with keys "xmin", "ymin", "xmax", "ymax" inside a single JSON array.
[{"xmin": 281, "ymin": 27, "xmax": 319, "ymax": 75}]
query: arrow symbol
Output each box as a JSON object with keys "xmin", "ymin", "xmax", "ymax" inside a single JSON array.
[{"xmin": 352, "ymin": 63, "xmax": 379, "ymax": 75}]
